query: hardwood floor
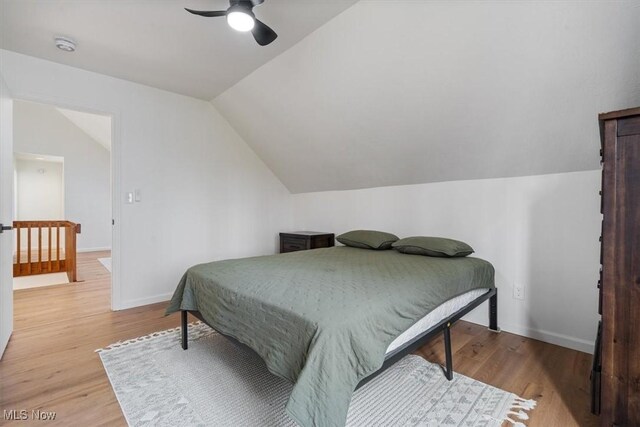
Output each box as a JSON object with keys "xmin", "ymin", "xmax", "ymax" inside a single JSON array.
[
  {"xmin": 0, "ymin": 251, "xmax": 599, "ymax": 426},
  {"xmin": 415, "ymin": 326, "xmax": 598, "ymax": 427}
]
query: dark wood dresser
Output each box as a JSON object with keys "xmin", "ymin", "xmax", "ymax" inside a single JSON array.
[
  {"xmin": 593, "ymin": 107, "xmax": 640, "ymax": 426},
  {"xmin": 279, "ymin": 231, "xmax": 335, "ymax": 253}
]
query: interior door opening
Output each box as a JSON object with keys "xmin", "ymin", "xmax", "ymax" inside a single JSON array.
[{"xmin": 10, "ymin": 99, "xmax": 113, "ymax": 314}]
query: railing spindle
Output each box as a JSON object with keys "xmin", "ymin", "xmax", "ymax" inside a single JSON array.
[
  {"xmin": 48, "ymin": 225, "xmax": 52, "ymax": 272},
  {"xmin": 56, "ymin": 225, "xmax": 60, "ymax": 271},
  {"xmin": 65, "ymin": 224, "xmax": 75, "ymax": 282},
  {"xmin": 37, "ymin": 226, "xmax": 42, "ymax": 274},
  {"xmin": 16, "ymin": 224, "xmax": 21, "ymax": 276},
  {"xmin": 27, "ymin": 226, "xmax": 32, "ymax": 275}
]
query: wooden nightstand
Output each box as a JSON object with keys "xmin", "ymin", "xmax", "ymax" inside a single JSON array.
[{"xmin": 279, "ymin": 231, "xmax": 335, "ymax": 253}]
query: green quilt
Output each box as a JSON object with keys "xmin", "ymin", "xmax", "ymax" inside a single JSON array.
[{"xmin": 166, "ymin": 246, "xmax": 495, "ymax": 427}]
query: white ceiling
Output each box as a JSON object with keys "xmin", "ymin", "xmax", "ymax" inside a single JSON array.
[
  {"xmin": 0, "ymin": 0, "xmax": 358, "ymax": 100},
  {"xmin": 57, "ymin": 107, "xmax": 112, "ymax": 151},
  {"xmin": 214, "ymin": 1, "xmax": 640, "ymax": 193}
]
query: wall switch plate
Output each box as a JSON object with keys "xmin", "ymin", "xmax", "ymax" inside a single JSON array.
[
  {"xmin": 134, "ymin": 189, "xmax": 141, "ymax": 202},
  {"xmin": 126, "ymin": 192, "xmax": 134, "ymax": 204},
  {"xmin": 513, "ymin": 284, "xmax": 525, "ymax": 300}
]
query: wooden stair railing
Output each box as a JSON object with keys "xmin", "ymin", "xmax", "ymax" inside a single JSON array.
[{"xmin": 13, "ymin": 220, "xmax": 82, "ymax": 282}]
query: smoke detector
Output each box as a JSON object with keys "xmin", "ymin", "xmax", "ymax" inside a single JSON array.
[{"xmin": 54, "ymin": 37, "xmax": 76, "ymax": 52}]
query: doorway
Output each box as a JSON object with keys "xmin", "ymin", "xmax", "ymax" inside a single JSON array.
[{"xmin": 11, "ymin": 100, "xmax": 113, "ymax": 299}]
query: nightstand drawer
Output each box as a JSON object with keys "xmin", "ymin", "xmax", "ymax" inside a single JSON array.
[
  {"xmin": 310, "ymin": 235, "xmax": 332, "ymax": 249},
  {"xmin": 282, "ymin": 238, "xmax": 308, "ymax": 252}
]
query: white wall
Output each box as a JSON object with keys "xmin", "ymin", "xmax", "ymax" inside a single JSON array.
[
  {"xmin": 292, "ymin": 170, "xmax": 601, "ymax": 353},
  {"xmin": 0, "ymin": 72, "xmax": 14, "ymax": 358},
  {"xmin": 0, "ymin": 49, "xmax": 292, "ymax": 309},
  {"xmin": 15, "ymin": 158, "xmax": 64, "ymax": 220},
  {"xmin": 13, "ymin": 100, "xmax": 111, "ymax": 251}
]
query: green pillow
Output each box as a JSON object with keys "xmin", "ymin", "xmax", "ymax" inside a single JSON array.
[
  {"xmin": 336, "ymin": 230, "xmax": 399, "ymax": 250},
  {"xmin": 392, "ymin": 236, "xmax": 474, "ymax": 257}
]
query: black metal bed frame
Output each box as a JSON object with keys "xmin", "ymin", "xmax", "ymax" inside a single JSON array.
[{"xmin": 181, "ymin": 287, "xmax": 498, "ymax": 386}]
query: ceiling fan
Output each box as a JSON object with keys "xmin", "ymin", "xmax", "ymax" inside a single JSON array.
[{"xmin": 185, "ymin": 0, "xmax": 278, "ymax": 46}]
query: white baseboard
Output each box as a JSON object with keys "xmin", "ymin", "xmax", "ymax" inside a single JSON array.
[
  {"xmin": 504, "ymin": 323, "xmax": 595, "ymax": 354},
  {"xmin": 114, "ymin": 292, "xmax": 173, "ymax": 311},
  {"xmin": 463, "ymin": 317, "xmax": 594, "ymax": 354},
  {"xmin": 77, "ymin": 246, "xmax": 111, "ymax": 253}
]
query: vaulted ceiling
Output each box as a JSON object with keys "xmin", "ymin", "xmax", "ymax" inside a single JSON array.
[
  {"xmin": 0, "ymin": 0, "xmax": 358, "ymax": 99},
  {"xmin": 57, "ymin": 108, "xmax": 112, "ymax": 151},
  {"xmin": 214, "ymin": 1, "xmax": 640, "ymax": 193}
]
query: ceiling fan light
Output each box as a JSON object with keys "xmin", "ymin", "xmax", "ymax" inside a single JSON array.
[{"xmin": 227, "ymin": 9, "xmax": 255, "ymax": 32}]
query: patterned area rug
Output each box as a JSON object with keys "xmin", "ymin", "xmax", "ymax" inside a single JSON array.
[{"xmin": 98, "ymin": 323, "xmax": 536, "ymax": 427}]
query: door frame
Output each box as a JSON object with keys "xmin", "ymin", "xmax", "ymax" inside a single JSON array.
[
  {"xmin": 0, "ymin": 74, "xmax": 14, "ymax": 358},
  {"xmin": 11, "ymin": 93, "xmax": 123, "ymax": 310}
]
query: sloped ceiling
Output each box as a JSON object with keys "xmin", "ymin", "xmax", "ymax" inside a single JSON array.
[
  {"xmin": 214, "ymin": 1, "xmax": 640, "ymax": 193},
  {"xmin": 57, "ymin": 108, "xmax": 111, "ymax": 151}
]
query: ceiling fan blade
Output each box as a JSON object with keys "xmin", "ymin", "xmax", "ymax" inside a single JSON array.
[
  {"xmin": 184, "ymin": 8, "xmax": 227, "ymax": 17},
  {"xmin": 251, "ymin": 19, "xmax": 278, "ymax": 46}
]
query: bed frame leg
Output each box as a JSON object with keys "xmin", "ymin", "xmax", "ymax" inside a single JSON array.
[
  {"xmin": 443, "ymin": 323, "xmax": 453, "ymax": 381},
  {"xmin": 489, "ymin": 290, "xmax": 500, "ymax": 333},
  {"xmin": 181, "ymin": 310, "xmax": 188, "ymax": 350}
]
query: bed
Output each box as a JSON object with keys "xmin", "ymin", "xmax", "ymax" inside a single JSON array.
[{"xmin": 166, "ymin": 246, "xmax": 498, "ymax": 427}]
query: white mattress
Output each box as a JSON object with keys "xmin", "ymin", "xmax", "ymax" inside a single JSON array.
[{"xmin": 385, "ymin": 288, "xmax": 489, "ymax": 354}]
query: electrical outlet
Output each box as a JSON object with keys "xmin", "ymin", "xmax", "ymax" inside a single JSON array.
[{"xmin": 513, "ymin": 284, "xmax": 525, "ymax": 300}]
